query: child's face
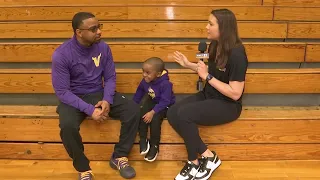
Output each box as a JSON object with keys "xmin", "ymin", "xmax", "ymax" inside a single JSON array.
[{"xmin": 142, "ymin": 63, "xmax": 161, "ymax": 83}]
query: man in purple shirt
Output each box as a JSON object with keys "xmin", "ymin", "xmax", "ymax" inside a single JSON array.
[{"xmin": 51, "ymin": 12, "xmax": 139, "ymax": 180}]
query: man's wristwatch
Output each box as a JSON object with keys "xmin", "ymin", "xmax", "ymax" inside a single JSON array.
[{"xmin": 206, "ymin": 73, "xmax": 213, "ymax": 81}]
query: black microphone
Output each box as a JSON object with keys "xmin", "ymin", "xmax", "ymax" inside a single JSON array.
[
  {"xmin": 196, "ymin": 41, "xmax": 208, "ymax": 91},
  {"xmin": 197, "ymin": 41, "xmax": 208, "ymax": 60}
]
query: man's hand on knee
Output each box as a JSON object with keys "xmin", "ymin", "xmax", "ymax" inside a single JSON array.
[
  {"xmin": 92, "ymin": 108, "xmax": 104, "ymax": 123},
  {"xmin": 95, "ymin": 100, "xmax": 110, "ymax": 119}
]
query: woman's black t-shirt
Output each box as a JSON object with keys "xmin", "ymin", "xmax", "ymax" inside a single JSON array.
[{"xmin": 203, "ymin": 42, "xmax": 248, "ymax": 104}]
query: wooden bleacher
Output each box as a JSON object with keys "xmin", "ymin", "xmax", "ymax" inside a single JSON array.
[
  {"xmin": 307, "ymin": 44, "xmax": 320, "ymax": 62},
  {"xmin": 1, "ymin": 42, "xmax": 318, "ymax": 63},
  {"xmin": 0, "ymin": 68, "xmax": 319, "ymax": 94},
  {"xmin": 0, "ymin": 105, "xmax": 320, "ymax": 161},
  {"xmin": 0, "ymin": 0, "xmax": 319, "ymax": 179}
]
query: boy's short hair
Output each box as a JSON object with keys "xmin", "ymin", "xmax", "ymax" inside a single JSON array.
[{"xmin": 144, "ymin": 57, "xmax": 165, "ymax": 73}]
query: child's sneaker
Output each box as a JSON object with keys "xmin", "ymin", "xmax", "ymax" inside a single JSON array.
[
  {"xmin": 139, "ymin": 138, "xmax": 150, "ymax": 155},
  {"xmin": 109, "ymin": 153, "xmax": 136, "ymax": 179},
  {"xmin": 195, "ymin": 151, "xmax": 221, "ymax": 180},
  {"xmin": 144, "ymin": 144, "xmax": 158, "ymax": 162},
  {"xmin": 175, "ymin": 161, "xmax": 200, "ymax": 180},
  {"xmin": 78, "ymin": 170, "xmax": 94, "ymax": 180}
]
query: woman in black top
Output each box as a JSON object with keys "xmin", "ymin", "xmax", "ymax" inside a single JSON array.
[{"xmin": 168, "ymin": 9, "xmax": 248, "ymax": 180}]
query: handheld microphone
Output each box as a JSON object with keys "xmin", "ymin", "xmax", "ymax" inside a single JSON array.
[
  {"xmin": 196, "ymin": 41, "xmax": 209, "ymax": 60},
  {"xmin": 196, "ymin": 41, "xmax": 208, "ymax": 91}
]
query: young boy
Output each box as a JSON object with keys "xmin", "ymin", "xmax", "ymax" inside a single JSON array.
[{"xmin": 133, "ymin": 57, "xmax": 175, "ymax": 162}]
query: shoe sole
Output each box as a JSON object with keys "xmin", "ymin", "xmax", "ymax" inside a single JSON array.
[
  {"xmin": 174, "ymin": 177, "xmax": 195, "ymax": 180},
  {"xmin": 198, "ymin": 159, "xmax": 221, "ymax": 180},
  {"xmin": 140, "ymin": 141, "xmax": 150, "ymax": 155},
  {"xmin": 144, "ymin": 152, "xmax": 158, "ymax": 162},
  {"xmin": 174, "ymin": 175, "xmax": 196, "ymax": 180}
]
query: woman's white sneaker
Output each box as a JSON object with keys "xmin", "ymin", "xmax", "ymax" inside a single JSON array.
[
  {"xmin": 195, "ymin": 151, "xmax": 221, "ymax": 180},
  {"xmin": 175, "ymin": 161, "xmax": 200, "ymax": 180}
]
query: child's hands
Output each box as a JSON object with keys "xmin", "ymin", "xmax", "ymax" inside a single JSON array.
[{"xmin": 143, "ymin": 110, "xmax": 155, "ymax": 123}]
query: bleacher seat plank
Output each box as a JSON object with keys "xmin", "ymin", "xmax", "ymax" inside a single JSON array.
[
  {"xmin": 306, "ymin": 44, "xmax": 320, "ymax": 62},
  {"xmin": 0, "ymin": 42, "xmax": 306, "ymax": 63},
  {"xmin": 263, "ymin": 0, "xmax": 320, "ymax": 6},
  {"xmin": 0, "ymin": 21, "xmax": 287, "ymax": 39},
  {"xmin": 0, "ymin": 0, "xmax": 262, "ymax": 7},
  {"xmin": 1, "ymin": 160, "xmax": 319, "ymax": 180},
  {"xmin": 0, "ymin": 7, "xmax": 128, "ymax": 21},
  {"xmin": 244, "ymin": 69, "xmax": 320, "ymax": 94},
  {"xmin": 127, "ymin": 6, "xmax": 273, "ymax": 21},
  {"xmin": 1, "ymin": 118, "xmax": 319, "ymax": 143},
  {"xmin": 0, "ymin": 43, "xmax": 58, "ymax": 63},
  {"xmin": 0, "ymin": 105, "xmax": 57, "ymax": 118},
  {"xmin": 0, "ymin": 143, "xmax": 319, "ymax": 160},
  {"xmin": 0, "ymin": 6, "xmax": 272, "ymax": 21},
  {"xmin": 0, "ymin": 69, "xmax": 319, "ymax": 94},
  {"xmin": 288, "ymin": 23, "xmax": 320, "ymax": 39},
  {"xmin": 1, "ymin": 105, "xmax": 319, "ymax": 120},
  {"xmin": 244, "ymin": 43, "xmax": 305, "ymax": 62},
  {"xmin": 274, "ymin": 7, "xmax": 320, "ymax": 21}
]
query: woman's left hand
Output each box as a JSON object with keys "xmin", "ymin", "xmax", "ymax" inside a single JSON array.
[{"xmin": 196, "ymin": 61, "xmax": 209, "ymax": 80}]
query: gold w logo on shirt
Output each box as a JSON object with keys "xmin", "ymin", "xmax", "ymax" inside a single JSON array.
[
  {"xmin": 148, "ymin": 87, "xmax": 156, "ymax": 99},
  {"xmin": 92, "ymin": 53, "xmax": 102, "ymax": 67}
]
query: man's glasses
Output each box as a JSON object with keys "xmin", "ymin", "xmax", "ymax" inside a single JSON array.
[{"xmin": 79, "ymin": 23, "xmax": 103, "ymax": 33}]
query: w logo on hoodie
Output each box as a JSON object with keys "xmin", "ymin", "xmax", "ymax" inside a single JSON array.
[
  {"xmin": 92, "ymin": 53, "xmax": 102, "ymax": 67},
  {"xmin": 148, "ymin": 87, "xmax": 156, "ymax": 99}
]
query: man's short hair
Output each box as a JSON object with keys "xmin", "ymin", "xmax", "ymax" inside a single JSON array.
[{"xmin": 72, "ymin": 12, "xmax": 95, "ymax": 33}]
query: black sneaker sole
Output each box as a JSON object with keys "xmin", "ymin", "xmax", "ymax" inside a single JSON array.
[{"xmin": 144, "ymin": 152, "xmax": 158, "ymax": 162}]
